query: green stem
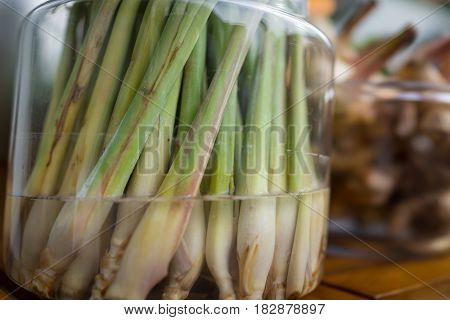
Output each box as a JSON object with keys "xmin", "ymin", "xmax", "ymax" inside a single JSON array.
[{"xmin": 103, "ymin": 0, "xmax": 173, "ymax": 147}]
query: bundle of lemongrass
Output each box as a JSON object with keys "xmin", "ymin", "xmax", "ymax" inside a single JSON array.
[{"xmin": 6, "ymin": 0, "xmax": 329, "ymax": 300}]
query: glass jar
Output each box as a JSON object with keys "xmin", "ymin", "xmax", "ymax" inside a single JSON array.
[
  {"xmin": 2, "ymin": 0, "xmax": 334, "ymax": 299},
  {"xmin": 331, "ymin": 80, "xmax": 450, "ymax": 256}
]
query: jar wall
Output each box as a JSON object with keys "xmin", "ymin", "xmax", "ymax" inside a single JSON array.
[{"xmin": 3, "ymin": 0, "xmax": 334, "ymax": 299}]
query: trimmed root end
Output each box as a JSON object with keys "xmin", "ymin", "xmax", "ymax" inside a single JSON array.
[
  {"xmin": 18, "ymin": 268, "xmax": 34, "ymax": 290},
  {"xmin": 59, "ymin": 287, "xmax": 84, "ymax": 300},
  {"xmin": 31, "ymin": 267, "xmax": 58, "ymax": 299},
  {"xmin": 239, "ymin": 292, "xmax": 263, "ymax": 300},
  {"xmin": 162, "ymin": 287, "xmax": 189, "ymax": 300},
  {"xmin": 216, "ymin": 278, "xmax": 236, "ymax": 300},
  {"xmin": 220, "ymin": 292, "xmax": 237, "ymax": 300},
  {"xmin": 9, "ymin": 263, "xmax": 24, "ymax": 284},
  {"xmin": 287, "ymin": 292, "xmax": 304, "ymax": 300},
  {"xmin": 267, "ymin": 283, "xmax": 286, "ymax": 300},
  {"xmin": 287, "ymin": 276, "xmax": 321, "ymax": 299},
  {"xmin": 90, "ymin": 244, "xmax": 124, "ymax": 299}
]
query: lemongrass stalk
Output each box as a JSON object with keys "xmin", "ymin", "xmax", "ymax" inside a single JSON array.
[
  {"xmin": 24, "ymin": 0, "xmax": 120, "ymax": 197},
  {"xmin": 105, "ymin": 10, "xmax": 262, "ymax": 299},
  {"xmin": 204, "ymin": 11, "xmax": 239, "ymax": 300},
  {"xmin": 308, "ymin": 189, "xmax": 329, "ymax": 286},
  {"xmin": 236, "ymin": 21, "xmax": 280, "ymax": 299},
  {"xmin": 287, "ymin": 193, "xmax": 312, "ymax": 298},
  {"xmin": 265, "ymin": 32, "xmax": 299, "ymax": 300},
  {"xmin": 286, "ymin": 34, "xmax": 315, "ymax": 299},
  {"xmin": 230, "ymin": 103, "xmax": 244, "ymax": 292},
  {"xmin": 206, "ymin": 199, "xmax": 236, "ymax": 299},
  {"xmin": 163, "ymin": 201, "xmax": 206, "ymax": 299},
  {"xmin": 163, "ymin": 27, "xmax": 208, "ymax": 300},
  {"xmin": 32, "ymin": 0, "xmax": 214, "ymax": 298},
  {"xmin": 267, "ymin": 197, "xmax": 297, "ymax": 299},
  {"xmin": 19, "ymin": 0, "xmax": 139, "ymax": 281},
  {"xmin": 59, "ymin": 212, "xmax": 114, "ymax": 299},
  {"xmin": 103, "ymin": 0, "xmax": 172, "ymax": 146},
  {"xmin": 91, "ymin": 79, "xmax": 182, "ymax": 299}
]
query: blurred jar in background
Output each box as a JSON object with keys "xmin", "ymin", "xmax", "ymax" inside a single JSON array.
[{"xmin": 332, "ymin": 81, "xmax": 450, "ymax": 256}]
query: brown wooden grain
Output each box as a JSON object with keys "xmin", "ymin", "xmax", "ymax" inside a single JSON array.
[
  {"xmin": 324, "ymin": 255, "xmax": 450, "ymax": 299},
  {"xmin": 324, "ymin": 255, "xmax": 381, "ymax": 275},
  {"xmin": 382, "ymin": 279, "xmax": 450, "ymax": 300},
  {"xmin": 301, "ymin": 284, "xmax": 365, "ymax": 300}
]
